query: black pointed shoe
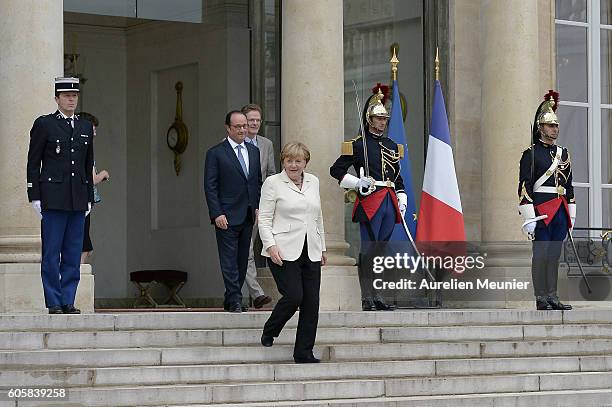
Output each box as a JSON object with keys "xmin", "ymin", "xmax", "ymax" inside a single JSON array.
[
  {"xmin": 548, "ymin": 299, "xmax": 572, "ymax": 310},
  {"xmin": 61, "ymin": 305, "xmax": 81, "ymax": 314},
  {"xmin": 373, "ymin": 298, "xmax": 395, "ymax": 311},
  {"xmin": 253, "ymin": 295, "xmax": 272, "ymax": 309},
  {"xmin": 228, "ymin": 302, "xmax": 242, "ymax": 313},
  {"xmin": 536, "ymin": 300, "xmax": 553, "ymax": 310},
  {"xmin": 48, "ymin": 306, "xmax": 63, "ymax": 314},
  {"xmin": 261, "ymin": 334, "xmax": 274, "ymax": 347},
  {"xmin": 294, "ymin": 355, "xmax": 320, "ymax": 364},
  {"xmin": 361, "ymin": 299, "xmax": 376, "ymax": 311}
]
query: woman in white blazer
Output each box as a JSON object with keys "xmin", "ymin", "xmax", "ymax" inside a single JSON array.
[{"xmin": 258, "ymin": 142, "xmax": 326, "ymax": 363}]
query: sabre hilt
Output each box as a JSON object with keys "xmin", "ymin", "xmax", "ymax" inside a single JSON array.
[{"xmin": 358, "ymin": 167, "xmax": 376, "ymax": 196}]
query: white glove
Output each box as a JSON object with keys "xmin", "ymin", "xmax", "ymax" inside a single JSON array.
[
  {"xmin": 86, "ymin": 202, "xmax": 92, "ymax": 217},
  {"xmin": 339, "ymin": 174, "xmax": 373, "ymax": 191},
  {"xmin": 31, "ymin": 200, "xmax": 42, "ymax": 219},
  {"xmin": 357, "ymin": 177, "xmax": 373, "ymax": 190},
  {"xmin": 568, "ymin": 203, "xmax": 576, "ymax": 231},
  {"xmin": 397, "ymin": 192, "xmax": 408, "ymax": 218},
  {"xmin": 522, "ymin": 222, "xmax": 536, "ymax": 234}
]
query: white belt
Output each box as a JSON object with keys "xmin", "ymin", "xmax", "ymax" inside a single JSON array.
[
  {"xmin": 373, "ymin": 180, "xmax": 395, "ymax": 188},
  {"xmin": 535, "ymin": 185, "xmax": 565, "ymax": 195}
]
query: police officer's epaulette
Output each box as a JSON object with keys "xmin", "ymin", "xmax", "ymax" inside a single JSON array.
[
  {"xmin": 523, "ymin": 143, "xmax": 535, "ymax": 152},
  {"xmin": 341, "ymin": 135, "xmax": 362, "ymax": 155}
]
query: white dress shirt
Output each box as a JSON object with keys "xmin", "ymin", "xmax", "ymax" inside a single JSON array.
[
  {"xmin": 59, "ymin": 110, "xmax": 75, "ymax": 127},
  {"xmin": 226, "ymin": 136, "xmax": 250, "ymax": 171}
]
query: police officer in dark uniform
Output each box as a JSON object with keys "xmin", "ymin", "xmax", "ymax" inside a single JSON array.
[
  {"xmin": 518, "ymin": 90, "xmax": 574, "ymax": 311},
  {"xmin": 330, "ymin": 89, "xmax": 407, "ymax": 311},
  {"xmin": 26, "ymin": 77, "xmax": 94, "ymax": 314}
]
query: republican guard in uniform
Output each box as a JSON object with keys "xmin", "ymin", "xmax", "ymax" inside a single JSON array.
[
  {"xmin": 518, "ymin": 90, "xmax": 574, "ymax": 311},
  {"xmin": 26, "ymin": 77, "xmax": 94, "ymax": 314},
  {"xmin": 330, "ymin": 89, "xmax": 407, "ymax": 311}
]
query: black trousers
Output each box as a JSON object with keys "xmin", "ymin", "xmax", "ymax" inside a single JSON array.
[
  {"xmin": 215, "ymin": 217, "xmax": 253, "ymax": 307},
  {"xmin": 532, "ymin": 208, "xmax": 568, "ymax": 300},
  {"xmin": 263, "ymin": 241, "xmax": 321, "ymax": 358}
]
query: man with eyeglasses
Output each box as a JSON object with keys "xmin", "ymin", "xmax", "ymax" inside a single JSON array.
[
  {"xmin": 240, "ymin": 103, "xmax": 276, "ymax": 310},
  {"xmin": 204, "ymin": 110, "xmax": 262, "ymax": 312}
]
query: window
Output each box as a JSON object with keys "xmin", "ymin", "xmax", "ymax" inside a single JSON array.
[{"xmin": 555, "ymin": 0, "xmax": 612, "ymax": 228}]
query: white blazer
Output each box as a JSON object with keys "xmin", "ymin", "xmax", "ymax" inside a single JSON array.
[{"xmin": 258, "ymin": 170, "xmax": 326, "ymax": 262}]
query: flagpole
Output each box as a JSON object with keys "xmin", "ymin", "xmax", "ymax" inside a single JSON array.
[
  {"xmin": 390, "ymin": 46, "xmax": 398, "ymax": 81},
  {"xmin": 388, "ymin": 49, "xmax": 435, "ymax": 283},
  {"xmin": 435, "ymin": 47, "xmax": 440, "ymax": 81}
]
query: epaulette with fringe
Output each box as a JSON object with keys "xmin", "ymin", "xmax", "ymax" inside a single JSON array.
[{"xmin": 341, "ymin": 135, "xmax": 363, "ymax": 155}]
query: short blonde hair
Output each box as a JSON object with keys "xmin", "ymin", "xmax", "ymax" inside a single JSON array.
[{"xmin": 280, "ymin": 142, "xmax": 310, "ymax": 163}]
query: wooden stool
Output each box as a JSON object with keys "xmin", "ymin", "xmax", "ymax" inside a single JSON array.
[{"xmin": 130, "ymin": 270, "xmax": 187, "ymax": 308}]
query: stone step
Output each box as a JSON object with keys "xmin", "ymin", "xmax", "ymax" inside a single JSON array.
[
  {"xmin": 3, "ymin": 356, "xmax": 611, "ymax": 388},
  {"xmin": 5, "ymin": 309, "xmax": 603, "ymax": 332},
  {"xmin": 0, "ymin": 327, "xmax": 382, "ymax": 350},
  {"xmin": 330, "ymin": 338, "xmax": 612, "ymax": 362},
  {"xmin": 163, "ymin": 389, "xmax": 612, "ymax": 407},
  {"xmin": 6, "ymin": 323, "xmax": 612, "ymax": 351},
  {"xmin": 382, "ymin": 323, "xmax": 612, "ymax": 343},
  {"xmin": 3, "ymin": 338, "xmax": 612, "ymax": 369},
  {"xmin": 9, "ymin": 372, "xmax": 612, "ymax": 406}
]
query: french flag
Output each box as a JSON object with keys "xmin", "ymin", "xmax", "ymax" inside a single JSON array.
[{"xmin": 416, "ymin": 80, "xmax": 466, "ymax": 242}]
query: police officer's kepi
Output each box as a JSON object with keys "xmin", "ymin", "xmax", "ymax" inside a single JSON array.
[{"xmin": 55, "ymin": 77, "xmax": 80, "ymax": 93}]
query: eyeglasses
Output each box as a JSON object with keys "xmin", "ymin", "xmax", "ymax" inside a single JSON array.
[{"xmin": 230, "ymin": 124, "xmax": 248, "ymax": 130}]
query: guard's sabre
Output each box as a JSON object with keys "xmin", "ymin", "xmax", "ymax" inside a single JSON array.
[
  {"xmin": 351, "ymin": 80, "xmax": 375, "ymax": 196},
  {"xmin": 352, "ymin": 80, "xmax": 368, "ymax": 177},
  {"xmin": 399, "ymin": 216, "xmax": 435, "ymax": 282},
  {"xmin": 567, "ymin": 230, "xmax": 592, "ymax": 294}
]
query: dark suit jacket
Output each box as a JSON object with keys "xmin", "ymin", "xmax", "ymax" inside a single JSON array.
[
  {"xmin": 204, "ymin": 139, "xmax": 262, "ymax": 226},
  {"xmin": 26, "ymin": 111, "xmax": 94, "ymax": 211}
]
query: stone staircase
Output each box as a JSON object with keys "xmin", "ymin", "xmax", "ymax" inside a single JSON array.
[{"xmin": 1, "ymin": 309, "xmax": 612, "ymax": 406}]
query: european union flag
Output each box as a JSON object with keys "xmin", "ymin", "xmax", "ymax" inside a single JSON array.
[{"xmin": 388, "ymin": 79, "xmax": 418, "ymax": 240}]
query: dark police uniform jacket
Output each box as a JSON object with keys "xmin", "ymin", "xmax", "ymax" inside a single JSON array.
[
  {"xmin": 518, "ymin": 139, "xmax": 574, "ymax": 225},
  {"xmin": 26, "ymin": 111, "xmax": 94, "ymax": 211},
  {"xmin": 330, "ymin": 130, "xmax": 404, "ymax": 223}
]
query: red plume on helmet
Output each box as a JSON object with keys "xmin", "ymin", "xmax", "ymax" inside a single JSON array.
[
  {"xmin": 543, "ymin": 89, "xmax": 560, "ymax": 112},
  {"xmin": 371, "ymin": 83, "xmax": 390, "ymax": 105}
]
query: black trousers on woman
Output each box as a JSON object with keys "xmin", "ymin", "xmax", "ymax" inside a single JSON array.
[{"xmin": 263, "ymin": 240, "xmax": 321, "ymax": 359}]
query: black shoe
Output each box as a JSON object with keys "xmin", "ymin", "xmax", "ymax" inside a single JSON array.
[
  {"xmin": 241, "ymin": 305, "xmax": 249, "ymax": 312},
  {"xmin": 253, "ymin": 295, "xmax": 272, "ymax": 309},
  {"xmin": 62, "ymin": 305, "xmax": 81, "ymax": 314},
  {"xmin": 548, "ymin": 299, "xmax": 572, "ymax": 310},
  {"xmin": 261, "ymin": 334, "xmax": 274, "ymax": 347},
  {"xmin": 48, "ymin": 306, "xmax": 63, "ymax": 314},
  {"xmin": 294, "ymin": 355, "xmax": 320, "ymax": 364},
  {"xmin": 228, "ymin": 302, "xmax": 242, "ymax": 313},
  {"xmin": 373, "ymin": 298, "xmax": 395, "ymax": 311},
  {"xmin": 536, "ymin": 300, "xmax": 553, "ymax": 310},
  {"xmin": 362, "ymin": 299, "xmax": 376, "ymax": 311}
]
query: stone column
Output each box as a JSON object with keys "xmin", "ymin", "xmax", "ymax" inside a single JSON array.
[
  {"xmin": 475, "ymin": 1, "xmax": 541, "ymax": 308},
  {"xmin": 0, "ymin": 0, "xmax": 94, "ymax": 313},
  {"xmin": 281, "ymin": 0, "xmax": 360, "ymax": 310},
  {"xmin": 481, "ymin": 0, "xmax": 540, "ymax": 242}
]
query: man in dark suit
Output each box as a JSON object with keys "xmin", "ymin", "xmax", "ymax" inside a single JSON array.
[
  {"xmin": 204, "ymin": 110, "xmax": 262, "ymax": 312},
  {"xmin": 26, "ymin": 77, "xmax": 94, "ymax": 314}
]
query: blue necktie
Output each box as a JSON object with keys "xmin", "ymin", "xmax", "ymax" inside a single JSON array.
[{"xmin": 236, "ymin": 145, "xmax": 249, "ymax": 177}]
